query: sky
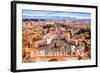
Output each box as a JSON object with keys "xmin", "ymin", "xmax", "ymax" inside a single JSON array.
[{"xmin": 22, "ymin": 10, "xmax": 91, "ymax": 20}]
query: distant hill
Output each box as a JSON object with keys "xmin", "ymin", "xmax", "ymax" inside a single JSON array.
[{"xmin": 23, "ymin": 18, "xmax": 90, "ymax": 24}]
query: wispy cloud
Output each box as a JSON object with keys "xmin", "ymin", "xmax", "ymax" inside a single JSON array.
[{"xmin": 23, "ymin": 10, "xmax": 91, "ymax": 20}]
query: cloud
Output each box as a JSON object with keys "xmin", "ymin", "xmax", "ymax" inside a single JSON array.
[{"xmin": 23, "ymin": 10, "xmax": 91, "ymax": 19}]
